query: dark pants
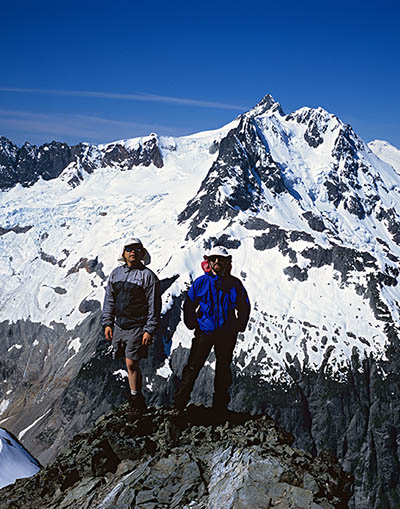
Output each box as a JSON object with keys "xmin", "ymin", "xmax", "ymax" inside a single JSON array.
[{"xmin": 174, "ymin": 328, "xmax": 237, "ymax": 411}]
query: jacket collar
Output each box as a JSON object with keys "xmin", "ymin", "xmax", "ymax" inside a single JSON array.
[{"xmin": 124, "ymin": 262, "xmax": 144, "ymax": 271}]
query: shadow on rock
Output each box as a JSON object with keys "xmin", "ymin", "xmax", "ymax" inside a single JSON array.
[{"xmin": 0, "ymin": 404, "xmax": 353, "ymax": 509}]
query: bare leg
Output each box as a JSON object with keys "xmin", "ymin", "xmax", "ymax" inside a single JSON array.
[{"xmin": 125, "ymin": 358, "xmax": 141, "ymax": 393}]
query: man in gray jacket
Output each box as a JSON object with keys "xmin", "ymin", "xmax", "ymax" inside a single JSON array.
[{"xmin": 102, "ymin": 238, "xmax": 161, "ymax": 414}]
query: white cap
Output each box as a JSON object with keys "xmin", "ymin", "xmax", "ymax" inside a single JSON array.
[{"xmin": 204, "ymin": 246, "xmax": 232, "ymax": 259}]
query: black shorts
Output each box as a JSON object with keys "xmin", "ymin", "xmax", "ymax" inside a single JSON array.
[{"xmin": 112, "ymin": 324, "xmax": 148, "ymax": 361}]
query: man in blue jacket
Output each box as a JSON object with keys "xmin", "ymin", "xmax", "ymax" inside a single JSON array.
[
  {"xmin": 102, "ymin": 238, "xmax": 161, "ymax": 415},
  {"xmin": 174, "ymin": 247, "xmax": 250, "ymax": 417}
]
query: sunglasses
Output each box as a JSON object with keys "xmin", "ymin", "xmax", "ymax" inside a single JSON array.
[
  {"xmin": 125, "ymin": 245, "xmax": 143, "ymax": 253},
  {"xmin": 208, "ymin": 255, "xmax": 227, "ymax": 262}
]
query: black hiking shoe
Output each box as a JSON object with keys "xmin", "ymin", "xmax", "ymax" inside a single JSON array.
[
  {"xmin": 211, "ymin": 406, "xmax": 229, "ymax": 425},
  {"xmin": 173, "ymin": 392, "xmax": 190, "ymax": 413},
  {"xmin": 128, "ymin": 393, "xmax": 147, "ymax": 416},
  {"xmin": 170, "ymin": 407, "xmax": 185, "ymax": 419}
]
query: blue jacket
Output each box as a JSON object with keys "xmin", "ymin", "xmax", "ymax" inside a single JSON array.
[{"xmin": 183, "ymin": 273, "xmax": 250, "ymax": 334}]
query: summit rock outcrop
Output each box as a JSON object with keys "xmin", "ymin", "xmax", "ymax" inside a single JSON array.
[{"xmin": 0, "ymin": 406, "xmax": 352, "ymax": 509}]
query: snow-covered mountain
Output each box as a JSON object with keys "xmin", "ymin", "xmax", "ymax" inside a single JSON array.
[
  {"xmin": 368, "ymin": 139, "xmax": 400, "ymax": 175},
  {"xmin": 0, "ymin": 428, "xmax": 40, "ymax": 489},
  {"xmin": 1, "ymin": 94, "xmax": 400, "ymax": 507}
]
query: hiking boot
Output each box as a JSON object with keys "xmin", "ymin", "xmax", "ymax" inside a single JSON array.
[
  {"xmin": 211, "ymin": 405, "xmax": 229, "ymax": 425},
  {"xmin": 128, "ymin": 393, "xmax": 147, "ymax": 416},
  {"xmin": 170, "ymin": 407, "xmax": 185, "ymax": 418},
  {"xmin": 173, "ymin": 391, "xmax": 190, "ymax": 412}
]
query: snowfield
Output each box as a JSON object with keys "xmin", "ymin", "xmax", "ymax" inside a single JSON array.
[{"xmin": 1, "ymin": 94, "xmax": 400, "ymax": 389}]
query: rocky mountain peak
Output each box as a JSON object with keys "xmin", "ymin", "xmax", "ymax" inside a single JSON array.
[
  {"xmin": 102, "ymin": 134, "xmax": 163, "ymax": 171},
  {"xmin": 0, "ymin": 405, "xmax": 352, "ymax": 509},
  {"xmin": 19, "ymin": 141, "xmax": 38, "ymax": 157},
  {"xmin": 0, "ymin": 136, "xmax": 16, "ymax": 150},
  {"xmin": 178, "ymin": 115, "xmax": 286, "ymax": 240},
  {"xmin": 243, "ymin": 93, "xmax": 284, "ymax": 118},
  {"xmin": 286, "ymin": 105, "xmax": 335, "ymax": 124},
  {"xmin": 0, "ymin": 137, "xmax": 18, "ymax": 163},
  {"xmin": 0, "ymin": 131, "xmax": 164, "ymax": 190}
]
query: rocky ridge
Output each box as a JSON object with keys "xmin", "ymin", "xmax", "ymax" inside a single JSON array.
[
  {"xmin": 0, "ymin": 405, "xmax": 352, "ymax": 509},
  {"xmin": 0, "ymin": 133, "xmax": 163, "ymax": 190}
]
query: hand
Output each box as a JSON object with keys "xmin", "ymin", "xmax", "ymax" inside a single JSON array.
[
  {"xmin": 105, "ymin": 326, "xmax": 113, "ymax": 342},
  {"xmin": 142, "ymin": 332, "xmax": 152, "ymax": 345}
]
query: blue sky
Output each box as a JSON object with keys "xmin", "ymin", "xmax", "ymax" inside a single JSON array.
[{"xmin": 1, "ymin": 0, "xmax": 399, "ymax": 147}]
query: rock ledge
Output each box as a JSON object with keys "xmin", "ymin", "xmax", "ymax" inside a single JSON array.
[{"xmin": 0, "ymin": 405, "xmax": 352, "ymax": 509}]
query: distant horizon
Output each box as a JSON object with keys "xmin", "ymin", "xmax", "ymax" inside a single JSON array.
[{"xmin": 1, "ymin": 0, "xmax": 399, "ymax": 148}]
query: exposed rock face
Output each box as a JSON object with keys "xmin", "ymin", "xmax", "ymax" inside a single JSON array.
[
  {"xmin": 178, "ymin": 116, "xmax": 285, "ymax": 240},
  {"xmin": 0, "ymin": 134, "xmax": 163, "ymax": 190},
  {"xmin": 0, "ymin": 225, "xmax": 33, "ymax": 236},
  {"xmin": 0, "ymin": 406, "xmax": 352, "ymax": 509},
  {"xmin": 102, "ymin": 134, "xmax": 163, "ymax": 170},
  {"xmin": 0, "ymin": 139, "xmax": 84, "ymax": 189},
  {"xmin": 228, "ymin": 343, "xmax": 400, "ymax": 509},
  {"xmin": 0, "ymin": 314, "xmax": 118, "ymax": 466}
]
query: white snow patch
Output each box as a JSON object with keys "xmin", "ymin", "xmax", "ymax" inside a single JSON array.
[
  {"xmin": 113, "ymin": 369, "xmax": 128, "ymax": 379},
  {"xmin": 63, "ymin": 337, "xmax": 82, "ymax": 368},
  {"xmin": 7, "ymin": 344, "xmax": 22, "ymax": 352},
  {"xmin": 156, "ymin": 360, "xmax": 173, "ymax": 379},
  {"xmin": 18, "ymin": 409, "xmax": 51, "ymax": 441},
  {"xmin": 0, "ymin": 399, "xmax": 10, "ymax": 415},
  {"xmin": 68, "ymin": 337, "xmax": 81, "ymax": 354}
]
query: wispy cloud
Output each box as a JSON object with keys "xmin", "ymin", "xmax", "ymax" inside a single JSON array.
[
  {"xmin": 0, "ymin": 87, "xmax": 248, "ymax": 111},
  {"xmin": 0, "ymin": 109, "xmax": 186, "ymax": 145}
]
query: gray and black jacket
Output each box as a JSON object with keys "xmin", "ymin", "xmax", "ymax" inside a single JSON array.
[{"xmin": 102, "ymin": 264, "xmax": 161, "ymax": 335}]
